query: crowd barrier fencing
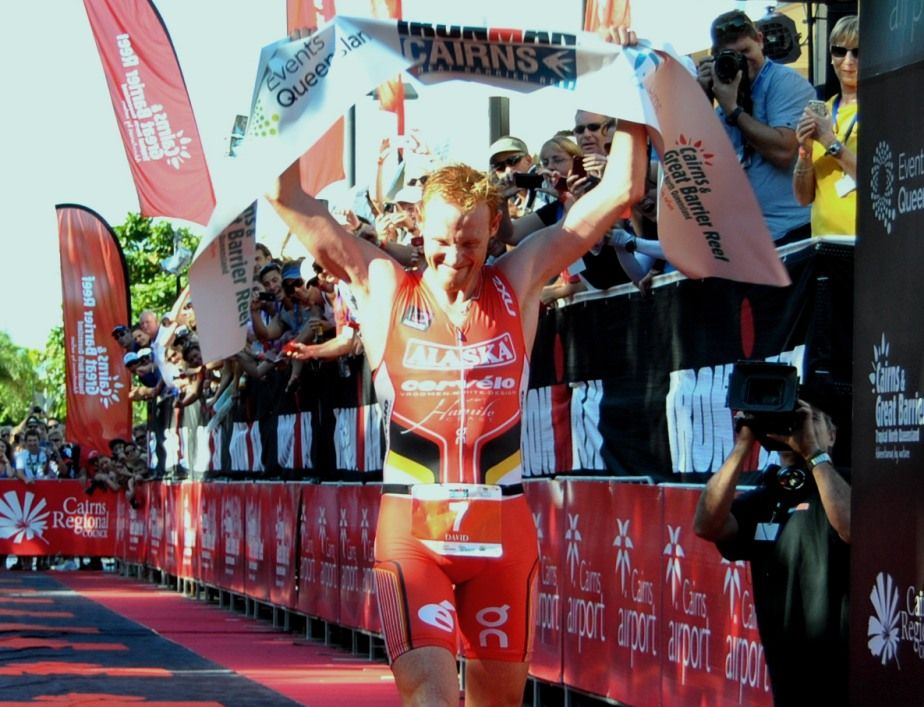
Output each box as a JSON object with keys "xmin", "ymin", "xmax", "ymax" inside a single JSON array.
[
  {"xmin": 145, "ymin": 239, "xmax": 854, "ymax": 486},
  {"xmin": 1, "ymin": 478, "xmax": 771, "ymax": 706}
]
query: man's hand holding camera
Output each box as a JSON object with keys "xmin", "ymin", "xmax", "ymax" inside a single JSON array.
[{"xmin": 765, "ymin": 399, "xmax": 826, "ymax": 461}]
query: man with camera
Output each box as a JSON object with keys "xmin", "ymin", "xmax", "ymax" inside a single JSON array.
[
  {"xmin": 697, "ymin": 10, "xmax": 815, "ymax": 245},
  {"xmin": 693, "ymin": 384, "xmax": 850, "ymax": 705}
]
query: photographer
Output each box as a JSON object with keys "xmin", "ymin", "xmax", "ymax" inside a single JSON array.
[
  {"xmin": 697, "ymin": 10, "xmax": 815, "ymax": 245},
  {"xmin": 693, "ymin": 396, "xmax": 850, "ymax": 705}
]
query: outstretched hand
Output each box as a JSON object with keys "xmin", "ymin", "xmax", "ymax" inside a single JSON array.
[{"xmin": 598, "ymin": 25, "xmax": 637, "ymax": 46}]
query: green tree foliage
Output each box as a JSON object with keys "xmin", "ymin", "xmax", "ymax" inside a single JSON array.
[
  {"xmin": 40, "ymin": 325, "xmax": 66, "ymax": 420},
  {"xmin": 0, "ymin": 331, "xmax": 41, "ymax": 424},
  {"xmin": 114, "ymin": 212, "xmax": 200, "ymax": 322},
  {"xmin": 34, "ymin": 214, "xmax": 200, "ymax": 425}
]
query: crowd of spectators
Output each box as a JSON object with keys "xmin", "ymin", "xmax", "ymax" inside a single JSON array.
[{"xmin": 0, "ymin": 410, "xmax": 150, "ymax": 508}]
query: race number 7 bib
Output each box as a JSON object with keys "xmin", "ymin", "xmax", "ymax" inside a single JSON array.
[{"xmin": 411, "ymin": 484, "xmax": 503, "ymax": 558}]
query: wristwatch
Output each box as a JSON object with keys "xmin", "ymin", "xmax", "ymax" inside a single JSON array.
[
  {"xmin": 806, "ymin": 450, "xmax": 833, "ymax": 471},
  {"xmin": 825, "ymin": 140, "xmax": 844, "ymax": 157},
  {"xmin": 725, "ymin": 106, "xmax": 744, "ymax": 127}
]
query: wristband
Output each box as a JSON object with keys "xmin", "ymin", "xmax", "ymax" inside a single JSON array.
[
  {"xmin": 725, "ymin": 106, "xmax": 744, "ymax": 127},
  {"xmin": 806, "ymin": 450, "xmax": 832, "ymax": 471}
]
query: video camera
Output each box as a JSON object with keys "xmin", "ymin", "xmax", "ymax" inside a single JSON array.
[{"xmin": 727, "ymin": 361, "xmax": 799, "ymax": 450}]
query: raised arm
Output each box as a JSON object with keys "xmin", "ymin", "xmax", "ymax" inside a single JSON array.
[
  {"xmin": 265, "ymin": 159, "xmax": 402, "ymax": 366},
  {"xmin": 693, "ymin": 421, "xmax": 754, "ymax": 542},
  {"xmin": 499, "ymin": 120, "xmax": 647, "ymax": 301},
  {"xmin": 265, "ymin": 159, "xmax": 398, "ymax": 301}
]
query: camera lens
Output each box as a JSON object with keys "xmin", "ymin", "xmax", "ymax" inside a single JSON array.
[{"xmin": 714, "ymin": 50, "xmax": 744, "ymax": 83}]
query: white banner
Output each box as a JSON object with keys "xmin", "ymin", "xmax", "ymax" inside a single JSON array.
[
  {"xmin": 193, "ymin": 16, "xmax": 787, "ymax": 361},
  {"xmin": 190, "ymin": 203, "xmax": 256, "ymax": 364}
]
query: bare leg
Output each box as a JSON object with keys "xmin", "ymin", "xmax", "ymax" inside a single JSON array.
[
  {"xmin": 391, "ymin": 646, "xmax": 460, "ymax": 706},
  {"xmin": 464, "ymin": 658, "xmax": 530, "ymax": 707}
]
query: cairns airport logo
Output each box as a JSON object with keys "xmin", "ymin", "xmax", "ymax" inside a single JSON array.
[{"xmin": 870, "ymin": 139, "xmax": 924, "ymax": 234}]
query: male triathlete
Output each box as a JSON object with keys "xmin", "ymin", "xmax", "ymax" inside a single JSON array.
[{"xmin": 267, "ymin": 59, "xmax": 644, "ymax": 707}]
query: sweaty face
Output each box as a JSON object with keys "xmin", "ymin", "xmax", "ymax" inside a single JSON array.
[{"xmin": 420, "ymin": 196, "xmax": 495, "ymax": 293}]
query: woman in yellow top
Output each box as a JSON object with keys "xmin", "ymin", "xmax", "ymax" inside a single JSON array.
[{"xmin": 793, "ymin": 15, "xmax": 859, "ymax": 236}]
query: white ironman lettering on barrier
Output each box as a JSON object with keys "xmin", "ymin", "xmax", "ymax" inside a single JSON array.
[
  {"xmin": 666, "ymin": 346, "xmax": 805, "ymax": 473},
  {"xmin": 571, "ymin": 381, "xmax": 605, "ymax": 471},
  {"xmin": 522, "ymin": 385, "xmax": 558, "ymax": 477}
]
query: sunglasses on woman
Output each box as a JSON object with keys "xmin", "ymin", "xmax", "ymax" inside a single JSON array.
[{"xmin": 830, "ymin": 45, "xmax": 859, "ymax": 59}]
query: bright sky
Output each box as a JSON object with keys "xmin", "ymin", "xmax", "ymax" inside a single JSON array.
[{"xmin": 0, "ymin": 0, "xmax": 770, "ymax": 351}]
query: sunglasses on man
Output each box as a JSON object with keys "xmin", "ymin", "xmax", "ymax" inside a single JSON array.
[
  {"xmin": 492, "ymin": 154, "xmax": 526, "ymax": 172},
  {"xmin": 713, "ymin": 15, "xmax": 753, "ymax": 40},
  {"xmin": 572, "ymin": 121, "xmax": 612, "ymax": 136},
  {"xmin": 830, "ymin": 45, "xmax": 859, "ymax": 59},
  {"xmin": 282, "ymin": 278, "xmax": 304, "ymax": 293}
]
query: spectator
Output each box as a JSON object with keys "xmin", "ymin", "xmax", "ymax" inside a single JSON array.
[
  {"xmin": 131, "ymin": 324, "xmax": 151, "ymax": 349},
  {"xmin": 127, "ymin": 348, "xmax": 164, "ymax": 401},
  {"xmin": 177, "ymin": 299, "xmax": 198, "ymax": 332},
  {"xmin": 793, "ymin": 15, "xmax": 859, "ymax": 236},
  {"xmin": 254, "ymin": 242, "xmax": 273, "ymax": 276},
  {"xmin": 0, "ymin": 439, "xmax": 15, "ymax": 479},
  {"xmin": 111, "ymin": 324, "xmax": 137, "ymax": 353},
  {"xmin": 141, "ymin": 309, "xmax": 180, "ymax": 397},
  {"xmin": 489, "ymin": 135, "xmax": 537, "ymax": 218},
  {"xmin": 14, "ymin": 429, "xmax": 50, "ymax": 483},
  {"xmin": 697, "ymin": 9, "xmax": 815, "ymax": 244},
  {"xmin": 377, "ymin": 185, "xmax": 422, "ymax": 246},
  {"xmin": 84, "ymin": 452, "xmax": 121, "ymax": 495},
  {"xmin": 693, "ymin": 400, "xmax": 850, "ymax": 705}
]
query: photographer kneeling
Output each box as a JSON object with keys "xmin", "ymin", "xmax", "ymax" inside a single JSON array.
[{"xmin": 694, "ymin": 381, "xmax": 850, "ymax": 705}]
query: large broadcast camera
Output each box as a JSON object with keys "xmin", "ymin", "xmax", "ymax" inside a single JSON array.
[{"xmin": 727, "ymin": 361, "xmax": 800, "ymax": 451}]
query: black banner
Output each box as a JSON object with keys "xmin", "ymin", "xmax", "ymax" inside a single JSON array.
[
  {"xmin": 524, "ymin": 242, "xmax": 853, "ymax": 481},
  {"xmin": 849, "ymin": 10, "xmax": 924, "ymax": 700}
]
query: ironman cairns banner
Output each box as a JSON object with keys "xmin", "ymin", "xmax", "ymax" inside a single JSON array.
[
  {"xmin": 83, "ymin": 0, "xmax": 215, "ymax": 226},
  {"xmin": 193, "ymin": 17, "xmax": 788, "ymax": 362},
  {"xmin": 56, "ymin": 205, "xmax": 132, "ymax": 457}
]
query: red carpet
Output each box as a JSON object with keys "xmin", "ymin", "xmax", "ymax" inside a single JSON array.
[{"xmin": 53, "ymin": 572, "xmax": 401, "ymax": 706}]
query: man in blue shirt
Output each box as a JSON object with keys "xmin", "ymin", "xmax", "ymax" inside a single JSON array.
[{"xmin": 698, "ymin": 10, "xmax": 815, "ymax": 244}]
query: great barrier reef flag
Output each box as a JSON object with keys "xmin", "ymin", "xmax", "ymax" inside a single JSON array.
[
  {"xmin": 287, "ymin": 0, "xmax": 345, "ymax": 197},
  {"xmin": 193, "ymin": 18, "xmax": 788, "ymax": 361},
  {"xmin": 56, "ymin": 205, "xmax": 133, "ymax": 457},
  {"xmin": 188, "ymin": 203, "xmax": 256, "ymax": 365},
  {"xmin": 84, "ymin": 0, "xmax": 215, "ymax": 226}
]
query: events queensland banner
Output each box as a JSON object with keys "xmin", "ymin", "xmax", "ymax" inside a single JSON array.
[
  {"xmin": 193, "ymin": 16, "xmax": 788, "ymax": 362},
  {"xmin": 83, "ymin": 0, "xmax": 215, "ymax": 226},
  {"xmin": 56, "ymin": 205, "xmax": 132, "ymax": 456}
]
